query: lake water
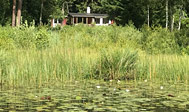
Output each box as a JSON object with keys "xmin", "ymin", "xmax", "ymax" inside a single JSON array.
[{"xmin": 0, "ymin": 80, "xmax": 188, "ymax": 112}]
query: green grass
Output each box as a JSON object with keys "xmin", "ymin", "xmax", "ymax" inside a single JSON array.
[
  {"xmin": 137, "ymin": 54, "xmax": 189, "ymax": 81},
  {"xmin": 0, "ymin": 25, "xmax": 189, "ymax": 87}
]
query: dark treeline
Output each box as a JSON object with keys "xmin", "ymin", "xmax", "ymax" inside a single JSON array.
[{"xmin": 1, "ymin": 0, "xmax": 189, "ymax": 29}]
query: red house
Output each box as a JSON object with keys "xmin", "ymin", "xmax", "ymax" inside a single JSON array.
[{"xmin": 51, "ymin": 7, "xmax": 111, "ymax": 27}]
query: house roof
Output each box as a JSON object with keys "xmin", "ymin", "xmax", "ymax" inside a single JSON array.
[{"xmin": 69, "ymin": 13, "xmax": 108, "ymax": 18}]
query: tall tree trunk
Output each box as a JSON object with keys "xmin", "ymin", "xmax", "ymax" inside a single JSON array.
[
  {"xmin": 171, "ymin": 15, "xmax": 174, "ymax": 32},
  {"xmin": 51, "ymin": 19, "xmax": 54, "ymax": 27},
  {"xmin": 40, "ymin": 0, "xmax": 44, "ymax": 25},
  {"xmin": 62, "ymin": 2, "xmax": 65, "ymax": 17},
  {"xmin": 67, "ymin": 3, "xmax": 69, "ymax": 13},
  {"xmin": 147, "ymin": 5, "xmax": 150, "ymax": 27},
  {"xmin": 178, "ymin": 8, "xmax": 182, "ymax": 30},
  {"xmin": 166, "ymin": 0, "xmax": 168, "ymax": 29},
  {"xmin": 12, "ymin": 0, "xmax": 16, "ymax": 27},
  {"xmin": 16, "ymin": 0, "xmax": 22, "ymax": 26}
]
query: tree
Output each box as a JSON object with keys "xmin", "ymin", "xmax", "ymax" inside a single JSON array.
[
  {"xmin": 1, "ymin": 0, "xmax": 189, "ymax": 27},
  {"xmin": 40, "ymin": 0, "xmax": 44, "ymax": 25},
  {"xmin": 166, "ymin": 0, "xmax": 168, "ymax": 29},
  {"xmin": 16, "ymin": 0, "xmax": 22, "ymax": 26},
  {"xmin": 144, "ymin": 0, "xmax": 156, "ymax": 27},
  {"xmin": 12, "ymin": 0, "xmax": 16, "ymax": 27},
  {"xmin": 0, "ymin": 0, "xmax": 10, "ymax": 26}
]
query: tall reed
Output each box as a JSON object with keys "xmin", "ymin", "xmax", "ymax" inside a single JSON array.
[
  {"xmin": 137, "ymin": 54, "xmax": 189, "ymax": 82},
  {"xmin": 0, "ymin": 25, "xmax": 188, "ymax": 87}
]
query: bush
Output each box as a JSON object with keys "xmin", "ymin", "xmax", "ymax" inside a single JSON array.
[
  {"xmin": 0, "ymin": 27, "xmax": 15, "ymax": 50},
  {"xmin": 35, "ymin": 28, "xmax": 50, "ymax": 49},
  {"xmin": 174, "ymin": 29, "xmax": 189, "ymax": 55},
  {"xmin": 144, "ymin": 27, "xmax": 179, "ymax": 54},
  {"xmin": 181, "ymin": 46, "xmax": 189, "ymax": 55},
  {"xmin": 13, "ymin": 27, "xmax": 36, "ymax": 49},
  {"xmin": 0, "ymin": 25, "xmax": 188, "ymax": 55},
  {"xmin": 0, "ymin": 37, "xmax": 15, "ymax": 50},
  {"xmin": 93, "ymin": 49, "xmax": 138, "ymax": 80}
]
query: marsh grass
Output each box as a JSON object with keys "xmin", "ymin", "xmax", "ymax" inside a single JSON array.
[
  {"xmin": 137, "ymin": 54, "xmax": 189, "ymax": 82},
  {"xmin": 0, "ymin": 25, "xmax": 188, "ymax": 87},
  {"xmin": 93, "ymin": 49, "xmax": 138, "ymax": 80}
]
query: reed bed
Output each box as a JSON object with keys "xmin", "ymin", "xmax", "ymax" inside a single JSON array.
[
  {"xmin": 137, "ymin": 54, "xmax": 189, "ymax": 82},
  {"xmin": 0, "ymin": 25, "xmax": 188, "ymax": 87}
]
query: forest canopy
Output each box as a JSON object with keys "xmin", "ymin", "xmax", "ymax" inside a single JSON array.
[{"xmin": 1, "ymin": 0, "xmax": 189, "ymax": 29}]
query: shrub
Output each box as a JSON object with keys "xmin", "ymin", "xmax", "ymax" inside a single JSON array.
[
  {"xmin": 35, "ymin": 28, "xmax": 50, "ymax": 49},
  {"xmin": 0, "ymin": 37, "xmax": 15, "ymax": 50},
  {"xmin": 181, "ymin": 46, "xmax": 189, "ymax": 55},
  {"xmin": 13, "ymin": 27, "xmax": 36, "ymax": 49},
  {"xmin": 174, "ymin": 29, "xmax": 189, "ymax": 55},
  {"xmin": 145, "ymin": 27, "xmax": 179, "ymax": 54},
  {"xmin": 0, "ymin": 27, "xmax": 15, "ymax": 50}
]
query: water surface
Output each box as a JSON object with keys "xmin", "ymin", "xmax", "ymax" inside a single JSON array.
[{"xmin": 0, "ymin": 80, "xmax": 188, "ymax": 112}]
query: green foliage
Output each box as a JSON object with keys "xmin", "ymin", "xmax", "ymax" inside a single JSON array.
[
  {"xmin": 181, "ymin": 46, "xmax": 189, "ymax": 55},
  {"xmin": 137, "ymin": 54, "xmax": 189, "ymax": 81},
  {"xmin": 0, "ymin": 26, "xmax": 189, "ymax": 87},
  {"xmin": 0, "ymin": 25, "xmax": 188, "ymax": 54},
  {"xmin": 93, "ymin": 49, "xmax": 138, "ymax": 80},
  {"xmin": 13, "ymin": 28, "xmax": 36, "ymax": 49},
  {"xmin": 141, "ymin": 27, "xmax": 179, "ymax": 54},
  {"xmin": 35, "ymin": 28, "xmax": 50, "ymax": 49},
  {"xmin": 0, "ymin": 25, "xmax": 51, "ymax": 50},
  {"xmin": 174, "ymin": 29, "xmax": 189, "ymax": 55},
  {"xmin": 175, "ymin": 29, "xmax": 189, "ymax": 48},
  {"xmin": 0, "ymin": 0, "xmax": 10, "ymax": 25},
  {"xmin": 0, "ymin": 50, "xmax": 12, "ymax": 82},
  {"xmin": 2, "ymin": 0, "xmax": 189, "ymax": 29},
  {"xmin": 0, "ymin": 27, "xmax": 15, "ymax": 50}
]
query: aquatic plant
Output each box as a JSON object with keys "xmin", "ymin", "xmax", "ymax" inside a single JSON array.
[
  {"xmin": 93, "ymin": 49, "xmax": 138, "ymax": 80},
  {"xmin": 0, "ymin": 25, "xmax": 188, "ymax": 87}
]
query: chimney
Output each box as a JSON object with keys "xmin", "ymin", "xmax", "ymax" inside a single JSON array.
[{"xmin": 87, "ymin": 7, "xmax": 90, "ymax": 13}]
